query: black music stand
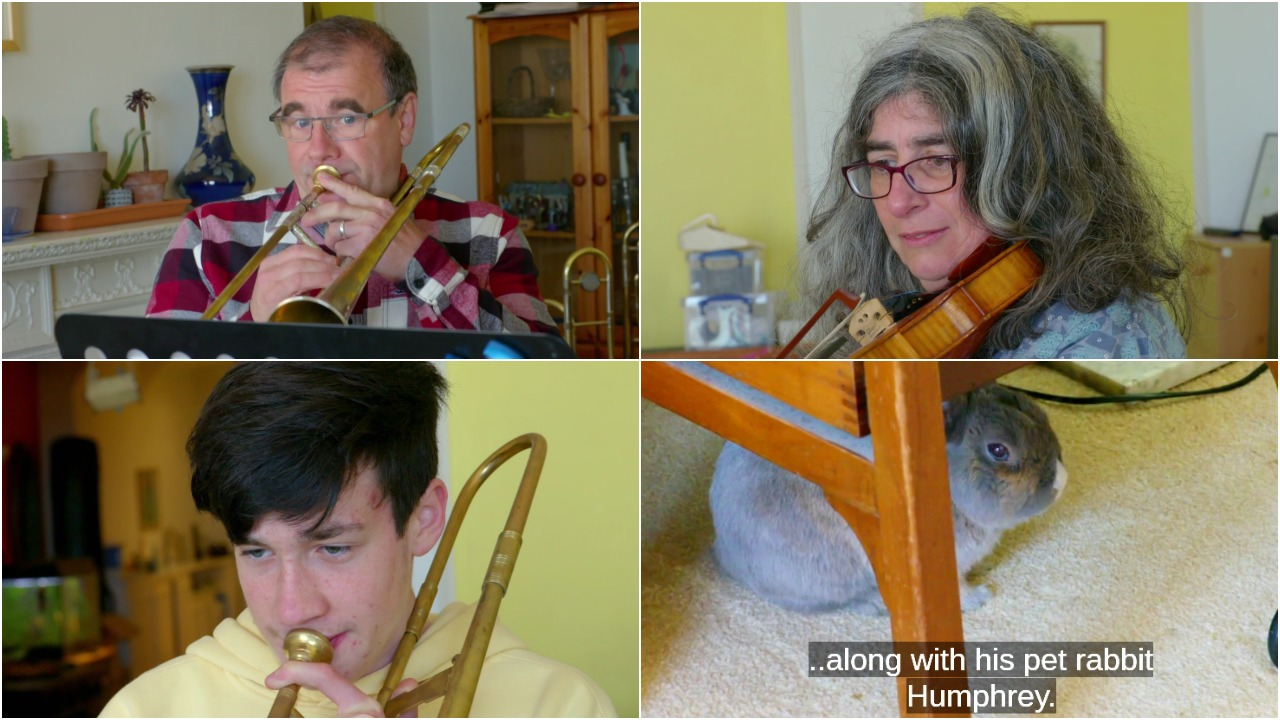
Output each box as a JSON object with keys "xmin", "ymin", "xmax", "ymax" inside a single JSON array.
[{"xmin": 54, "ymin": 314, "xmax": 574, "ymax": 359}]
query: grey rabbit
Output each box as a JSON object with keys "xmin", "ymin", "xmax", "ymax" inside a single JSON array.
[{"xmin": 709, "ymin": 383, "xmax": 1066, "ymax": 614}]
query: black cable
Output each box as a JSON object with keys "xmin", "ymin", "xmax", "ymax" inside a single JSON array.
[{"xmin": 1004, "ymin": 362, "xmax": 1271, "ymax": 405}]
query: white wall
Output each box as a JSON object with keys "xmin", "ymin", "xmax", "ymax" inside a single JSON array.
[
  {"xmin": 1191, "ymin": 2, "xmax": 1278, "ymax": 230},
  {"xmin": 381, "ymin": 1, "xmax": 479, "ymax": 200},
  {"xmin": 786, "ymin": 3, "xmax": 921, "ymax": 245},
  {"xmin": 1, "ymin": 2, "xmax": 482, "ymax": 201},
  {"xmin": 2, "ymin": 2, "xmax": 301, "ymax": 192}
]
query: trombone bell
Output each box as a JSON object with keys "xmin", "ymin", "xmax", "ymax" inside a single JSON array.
[{"xmin": 267, "ymin": 295, "xmax": 345, "ymax": 324}]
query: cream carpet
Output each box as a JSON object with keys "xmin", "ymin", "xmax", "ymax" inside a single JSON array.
[{"xmin": 641, "ymin": 362, "xmax": 1278, "ymax": 717}]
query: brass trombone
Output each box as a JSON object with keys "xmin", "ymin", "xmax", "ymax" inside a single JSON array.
[
  {"xmin": 267, "ymin": 433, "xmax": 547, "ymax": 718},
  {"xmin": 561, "ymin": 247, "xmax": 614, "ymax": 358},
  {"xmin": 203, "ymin": 123, "xmax": 471, "ymax": 324},
  {"xmin": 200, "ymin": 165, "xmax": 340, "ymax": 320},
  {"xmin": 619, "ymin": 222, "xmax": 639, "ymax": 359}
]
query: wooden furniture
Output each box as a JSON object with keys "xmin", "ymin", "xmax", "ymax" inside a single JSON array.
[
  {"xmin": 2, "ymin": 640, "xmax": 127, "ymax": 716},
  {"xmin": 1186, "ymin": 233, "xmax": 1273, "ymax": 358},
  {"xmin": 642, "ymin": 360, "xmax": 1030, "ymax": 717},
  {"xmin": 2, "ymin": 217, "xmax": 179, "ymax": 358},
  {"xmin": 472, "ymin": 5, "xmax": 638, "ymax": 357},
  {"xmin": 641, "ymin": 346, "xmax": 777, "ymax": 359},
  {"xmin": 119, "ymin": 557, "xmax": 244, "ymax": 677}
]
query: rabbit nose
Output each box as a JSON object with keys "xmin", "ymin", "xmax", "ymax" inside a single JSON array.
[{"xmin": 1052, "ymin": 460, "xmax": 1068, "ymax": 498}]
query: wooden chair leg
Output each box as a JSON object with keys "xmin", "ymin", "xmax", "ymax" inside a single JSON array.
[{"xmin": 865, "ymin": 361, "xmax": 967, "ymax": 717}]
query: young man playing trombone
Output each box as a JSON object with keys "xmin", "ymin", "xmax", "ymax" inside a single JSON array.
[
  {"xmin": 99, "ymin": 363, "xmax": 613, "ymax": 717},
  {"xmin": 146, "ymin": 17, "xmax": 558, "ymax": 335}
]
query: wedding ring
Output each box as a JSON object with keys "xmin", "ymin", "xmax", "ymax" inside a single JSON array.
[{"xmin": 339, "ymin": 219, "xmax": 347, "ymax": 241}]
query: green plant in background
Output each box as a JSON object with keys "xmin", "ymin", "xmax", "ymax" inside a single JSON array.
[
  {"xmin": 90, "ymin": 107, "xmax": 149, "ymax": 190},
  {"xmin": 125, "ymin": 89, "xmax": 157, "ymax": 172},
  {"xmin": 2, "ymin": 116, "xmax": 12, "ymax": 162}
]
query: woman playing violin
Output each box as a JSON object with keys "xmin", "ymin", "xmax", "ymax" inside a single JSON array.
[{"xmin": 794, "ymin": 7, "xmax": 1187, "ymax": 359}]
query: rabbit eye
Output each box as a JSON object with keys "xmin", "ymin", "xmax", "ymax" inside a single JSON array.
[{"xmin": 987, "ymin": 443, "xmax": 1010, "ymax": 461}]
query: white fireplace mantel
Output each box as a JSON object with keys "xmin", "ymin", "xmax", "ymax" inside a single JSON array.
[{"xmin": 3, "ymin": 218, "xmax": 180, "ymax": 358}]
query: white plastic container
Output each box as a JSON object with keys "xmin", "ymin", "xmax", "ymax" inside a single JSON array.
[
  {"xmin": 687, "ymin": 248, "xmax": 763, "ymax": 296},
  {"xmin": 683, "ymin": 292, "xmax": 777, "ymax": 350}
]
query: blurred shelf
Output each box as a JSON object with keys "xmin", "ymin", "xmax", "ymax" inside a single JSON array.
[{"xmin": 492, "ymin": 116, "xmax": 573, "ymax": 125}]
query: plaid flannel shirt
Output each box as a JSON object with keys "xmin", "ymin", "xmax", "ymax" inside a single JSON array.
[{"xmin": 146, "ymin": 180, "xmax": 557, "ymax": 335}]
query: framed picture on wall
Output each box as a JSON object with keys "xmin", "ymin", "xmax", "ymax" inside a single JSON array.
[
  {"xmin": 138, "ymin": 468, "xmax": 159, "ymax": 530},
  {"xmin": 3, "ymin": 2, "xmax": 20, "ymax": 52},
  {"xmin": 1242, "ymin": 132, "xmax": 1278, "ymax": 233},
  {"xmin": 1033, "ymin": 21, "xmax": 1105, "ymax": 102}
]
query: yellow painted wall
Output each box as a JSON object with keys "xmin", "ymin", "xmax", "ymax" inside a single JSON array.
[
  {"xmin": 42, "ymin": 362, "xmax": 238, "ymax": 565},
  {"xmin": 926, "ymin": 3, "xmax": 1195, "ymax": 231},
  {"xmin": 317, "ymin": 2, "xmax": 376, "ymax": 22},
  {"xmin": 445, "ymin": 362, "xmax": 639, "ymax": 717},
  {"xmin": 641, "ymin": 2, "xmax": 798, "ymax": 350}
]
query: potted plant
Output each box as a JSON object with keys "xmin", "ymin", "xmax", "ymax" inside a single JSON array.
[
  {"xmin": 2, "ymin": 116, "xmax": 50, "ymax": 238},
  {"xmin": 121, "ymin": 89, "xmax": 167, "ymax": 203},
  {"xmin": 91, "ymin": 107, "xmax": 149, "ymax": 208},
  {"xmin": 24, "ymin": 110, "xmax": 108, "ymax": 217}
]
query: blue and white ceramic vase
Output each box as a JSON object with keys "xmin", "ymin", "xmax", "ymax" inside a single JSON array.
[{"xmin": 174, "ymin": 65, "xmax": 255, "ymax": 205}]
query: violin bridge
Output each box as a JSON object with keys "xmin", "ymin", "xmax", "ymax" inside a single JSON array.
[{"xmin": 846, "ymin": 298, "xmax": 895, "ymax": 346}]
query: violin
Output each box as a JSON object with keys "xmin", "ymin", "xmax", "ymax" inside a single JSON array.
[{"xmin": 778, "ymin": 239, "xmax": 1043, "ymax": 359}]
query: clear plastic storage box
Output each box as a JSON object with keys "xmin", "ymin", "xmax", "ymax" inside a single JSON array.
[
  {"xmin": 687, "ymin": 248, "xmax": 763, "ymax": 296},
  {"xmin": 683, "ymin": 292, "xmax": 777, "ymax": 350}
]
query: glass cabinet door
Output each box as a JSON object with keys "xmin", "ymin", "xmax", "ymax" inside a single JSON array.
[
  {"xmin": 475, "ymin": 7, "xmax": 637, "ymax": 357},
  {"xmin": 475, "ymin": 15, "xmax": 592, "ymax": 308},
  {"xmin": 591, "ymin": 10, "xmax": 640, "ymax": 357}
]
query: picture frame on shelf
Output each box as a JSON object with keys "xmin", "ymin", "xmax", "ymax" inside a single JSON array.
[{"xmin": 501, "ymin": 181, "xmax": 573, "ymax": 233}]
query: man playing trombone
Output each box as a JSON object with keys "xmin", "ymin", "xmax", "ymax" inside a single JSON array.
[
  {"xmin": 99, "ymin": 363, "xmax": 613, "ymax": 717},
  {"xmin": 146, "ymin": 17, "xmax": 558, "ymax": 335}
]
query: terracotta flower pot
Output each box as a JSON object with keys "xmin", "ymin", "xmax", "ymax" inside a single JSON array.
[
  {"xmin": 29, "ymin": 151, "xmax": 108, "ymax": 215},
  {"xmin": 2, "ymin": 156, "xmax": 50, "ymax": 238},
  {"xmin": 123, "ymin": 170, "xmax": 169, "ymax": 204}
]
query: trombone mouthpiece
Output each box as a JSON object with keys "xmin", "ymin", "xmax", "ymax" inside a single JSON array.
[
  {"xmin": 268, "ymin": 630, "xmax": 334, "ymax": 717},
  {"xmin": 311, "ymin": 165, "xmax": 341, "ymax": 196},
  {"xmin": 284, "ymin": 628, "xmax": 334, "ymax": 664}
]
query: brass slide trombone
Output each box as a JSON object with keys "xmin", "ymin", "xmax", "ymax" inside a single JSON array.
[
  {"xmin": 561, "ymin": 247, "xmax": 614, "ymax": 358},
  {"xmin": 202, "ymin": 123, "xmax": 470, "ymax": 324},
  {"xmin": 268, "ymin": 433, "xmax": 547, "ymax": 718}
]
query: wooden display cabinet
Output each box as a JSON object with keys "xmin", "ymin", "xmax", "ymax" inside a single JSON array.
[
  {"xmin": 473, "ymin": 5, "xmax": 639, "ymax": 357},
  {"xmin": 1186, "ymin": 233, "xmax": 1274, "ymax": 358}
]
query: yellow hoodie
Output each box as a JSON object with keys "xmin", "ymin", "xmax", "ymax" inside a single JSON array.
[{"xmin": 99, "ymin": 601, "xmax": 615, "ymax": 717}]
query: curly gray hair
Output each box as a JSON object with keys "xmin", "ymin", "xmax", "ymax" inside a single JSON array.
[{"xmin": 795, "ymin": 7, "xmax": 1187, "ymax": 353}]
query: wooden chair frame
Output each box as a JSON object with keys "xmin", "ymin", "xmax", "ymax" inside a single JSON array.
[{"xmin": 642, "ymin": 359, "xmax": 1029, "ymax": 717}]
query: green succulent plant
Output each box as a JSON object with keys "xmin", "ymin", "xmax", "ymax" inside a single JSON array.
[
  {"xmin": 90, "ymin": 107, "xmax": 149, "ymax": 190},
  {"xmin": 3, "ymin": 116, "xmax": 11, "ymax": 162}
]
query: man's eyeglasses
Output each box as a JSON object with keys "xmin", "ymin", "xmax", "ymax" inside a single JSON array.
[
  {"xmin": 842, "ymin": 155, "xmax": 960, "ymax": 199},
  {"xmin": 269, "ymin": 98, "xmax": 399, "ymax": 142}
]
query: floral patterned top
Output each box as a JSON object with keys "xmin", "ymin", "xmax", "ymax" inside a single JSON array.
[{"xmin": 990, "ymin": 294, "xmax": 1185, "ymax": 359}]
